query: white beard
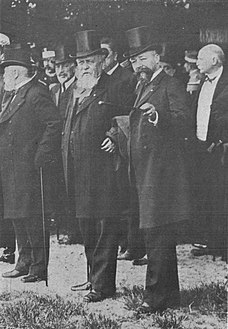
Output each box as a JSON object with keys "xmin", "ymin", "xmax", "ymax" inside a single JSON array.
[{"xmin": 77, "ymin": 72, "xmax": 99, "ymax": 90}]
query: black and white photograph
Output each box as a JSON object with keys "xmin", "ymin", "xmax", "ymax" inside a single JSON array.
[{"xmin": 0, "ymin": 0, "xmax": 227, "ymax": 328}]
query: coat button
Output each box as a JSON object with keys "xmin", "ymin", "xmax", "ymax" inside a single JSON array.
[
  {"xmin": 61, "ymin": 132, "xmax": 64, "ymax": 135},
  {"xmin": 143, "ymin": 145, "xmax": 147, "ymax": 149}
]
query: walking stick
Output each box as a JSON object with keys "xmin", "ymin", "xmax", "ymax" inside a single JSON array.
[{"xmin": 40, "ymin": 167, "xmax": 48, "ymax": 287}]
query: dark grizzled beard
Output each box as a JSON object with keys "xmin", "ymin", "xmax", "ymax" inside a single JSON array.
[{"xmin": 135, "ymin": 66, "xmax": 153, "ymax": 84}]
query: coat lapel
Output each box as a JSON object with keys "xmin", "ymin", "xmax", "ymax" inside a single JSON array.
[
  {"xmin": 212, "ymin": 69, "xmax": 228, "ymax": 102},
  {"xmin": 0, "ymin": 80, "xmax": 34, "ymax": 123},
  {"xmin": 134, "ymin": 70, "xmax": 166, "ymax": 109}
]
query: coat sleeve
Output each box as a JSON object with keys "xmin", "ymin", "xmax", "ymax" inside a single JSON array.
[
  {"xmin": 210, "ymin": 85, "xmax": 228, "ymax": 143},
  {"xmin": 158, "ymin": 78, "xmax": 191, "ymax": 138},
  {"xmin": 31, "ymin": 86, "xmax": 62, "ymax": 169}
]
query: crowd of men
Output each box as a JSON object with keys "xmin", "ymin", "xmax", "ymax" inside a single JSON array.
[{"xmin": 0, "ymin": 26, "xmax": 227, "ymax": 312}]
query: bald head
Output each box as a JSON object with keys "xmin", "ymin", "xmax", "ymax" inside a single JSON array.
[{"xmin": 197, "ymin": 44, "xmax": 225, "ymax": 75}]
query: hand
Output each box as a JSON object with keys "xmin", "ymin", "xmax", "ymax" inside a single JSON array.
[
  {"xmin": 140, "ymin": 103, "xmax": 156, "ymax": 116},
  {"xmin": 101, "ymin": 138, "xmax": 116, "ymax": 153}
]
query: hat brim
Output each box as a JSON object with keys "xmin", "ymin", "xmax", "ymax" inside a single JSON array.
[
  {"xmin": 55, "ymin": 58, "xmax": 75, "ymax": 65},
  {"xmin": 74, "ymin": 48, "xmax": 108, "ymax": 59},
  {"xmin": 0, "ymin": 60, "xmax": 33, "ymax": 68},
  {"xmin": 125, "ymin": 43, "xmax": 161, "ymax": 58}
]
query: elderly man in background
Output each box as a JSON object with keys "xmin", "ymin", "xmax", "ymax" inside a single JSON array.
[
  {"xmin": 191, "ymin": 44, "xmax": 227, "ymax": 262},
  {"xmin": 50, "ymin": 43, "xmax": 79, "ymax": 245},
  {"xmin": 0, "ymin": 43, "xmax": 61, "ymax": 283},
  {"xmin": 64, "ymin": 30, "xmax": 126, "ymax": 302}
]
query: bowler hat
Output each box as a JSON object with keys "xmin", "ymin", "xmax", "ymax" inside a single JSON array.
[
  {"xmin": 55, "ymin": 44, "xmax": 75, "ymax": 64},
  {"xmin": 0, "ymin": 43, "xmax": 33, "ymax": 68},
  {"xmin": 75, "ymin": 30, "xmax": 108, "ymax": 59},
  {"xmin": 125, "ymin": 26, "xmax": 162, "ymax": 58}
]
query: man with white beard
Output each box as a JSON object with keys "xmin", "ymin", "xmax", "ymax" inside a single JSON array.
[{"xmin": 62, "ymin": 30, "xmax": 125, "ymax": 302}]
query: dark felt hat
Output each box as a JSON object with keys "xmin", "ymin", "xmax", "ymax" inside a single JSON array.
[
  {"xmin": 75, "ymin": 30, "xmax": 108, "ymax": 59},
  {"xmin": 0, "ymin": 43, "xmax": 33, "ymax": 68},
  {"xmin": 55, "ymin": 43, "xmax": 76, "ymax": 64},
  {"xmin": 125, "ymin": 26, "xmax": 162, "ymax": 58}
]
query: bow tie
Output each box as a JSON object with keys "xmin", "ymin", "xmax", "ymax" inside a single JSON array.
[{"xmin": 205, "ymin": 76, "xmax": 216, "ymax": 83}]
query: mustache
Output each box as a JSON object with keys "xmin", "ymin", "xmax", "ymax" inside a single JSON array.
[{"xmin": 134, "ymin": 66, "xmax": 153, "ymax": 82}]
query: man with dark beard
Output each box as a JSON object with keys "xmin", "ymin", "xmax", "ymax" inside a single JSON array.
[
  {"xmin": 124, "ymin": 26, "xmax": 191, "ymax": 313},
  {"xmin": 62, "ymin": 30, "xmax": 125, "ymax": 302}
]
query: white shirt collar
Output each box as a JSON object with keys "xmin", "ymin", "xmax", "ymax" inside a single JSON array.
[
  {"xmin": 15, "ymin": 75, "xmax": 35, "ymax": 91},
  {"xmin": 61, "ymin": 76, "xmax": 75, "ymax": 92},
  {"xmin": 150, "ymin": 68, "xmax": 163, "ymax": 82},
  {"xmin": 106, "ymin": 63, "xmax": 119, "ymax": 75}
]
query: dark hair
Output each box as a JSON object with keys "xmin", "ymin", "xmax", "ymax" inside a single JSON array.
[{"xmin": 100, "ymin": 37, "xmax": 118, "ymax": 53}]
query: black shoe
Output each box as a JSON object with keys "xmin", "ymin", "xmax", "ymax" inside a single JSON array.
[
  {"xmin": 191, "ymin": 247, "xmax": 209, "ymax": 257},
  {"xmin": 132, "ymin": 257, "xmax": 148, "ymax": 266},
  {"xmin": 21, "ymin": 274, "xmax": 46, "ymax": 283},
  {"xmin": 0, "ymin": 253, "xmax": 15, "ymax": 264},
  {"xmin": 71, "ymin": 281, "xmax": 92, "ymax": 291}
]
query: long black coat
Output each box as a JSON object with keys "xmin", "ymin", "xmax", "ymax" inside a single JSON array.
[
  {"xmin": 66, "ymin": 73, "xmax": 126, "ymax": 218},
  {"xmin": 0, "ymin": 79, "xmax": 62, "ymax": 220},
  {"xmin": 130, "ymin": 70, "xmax": 191, "ymax": 229}
]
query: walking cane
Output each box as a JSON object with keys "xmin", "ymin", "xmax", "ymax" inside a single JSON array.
[{"xmin": 40, "ymin": 167, "xmax": 49, "ymax": 287}]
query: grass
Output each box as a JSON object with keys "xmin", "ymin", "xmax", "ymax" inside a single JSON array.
[
  {"xmin": 0, "ymin": 282, "xmax": 226, "ymax": 329},
  {"xmin": 0, "ymin": 292, "xmax": 121, "ymax": 329}
]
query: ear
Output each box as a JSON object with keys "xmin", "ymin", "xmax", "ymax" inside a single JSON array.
[
  {"xmin": 156, "ymin": 53, "xmax": 160, "ymax": 64},
  {"xmin": 211, "ymin": 56, "xmax": 218, "ymax": 66}
]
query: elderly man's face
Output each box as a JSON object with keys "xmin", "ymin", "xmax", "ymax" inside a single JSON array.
[
  {"xmin": 130, "ymin": 50, "xmax": 159, "ymax": 82},
  {"xmin": 197, "ymin": 49, "xmax": 214, "ymax": 75},
  {"xmin": 55, "ymin": 61, "xmax": 75, "ymax": 84},
  {"xmin": 3, "ymin": 66, "xmax": 16, "ymax": 91},
  {"xmin": 76, "ymin": 55, "xmax": 103, "ymax": 78}
]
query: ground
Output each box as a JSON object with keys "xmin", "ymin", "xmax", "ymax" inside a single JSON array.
[{"xmin": 0, "ymin": 236, "xmax": 227, "ymax": 328}]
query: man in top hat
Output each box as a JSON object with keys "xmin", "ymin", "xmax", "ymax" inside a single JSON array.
[
  {"xmin": 190, "ymin": 44, "xmax": 228, "ymax": 262},
  {"xmin": 51, "ymin": 44, "xmax": 77, "ymax": 119},
  {"xmin": 184, "ymin": 50, "xmax": 202, "ymax": 95},
  {"xmin": 100, "ymin": 36, "xmax": 144, "ymax": 261},
  {"xmin": 124, "ymin": 26, "xmax": 191, "ymax": 312},
  {"xmin": 50, "ymin": 43, "xmax": 79, "ymax": 245},
  {"xmin": 64, "ymin": 29, "xmax": 126, "ymax": 302},
  {"xmin": 0, "ymin": 32, "xmax": 16, "ymax": 265},
  {"xmin": 0, "ymin": 43, "xmax": 62, "ymax": 283}
]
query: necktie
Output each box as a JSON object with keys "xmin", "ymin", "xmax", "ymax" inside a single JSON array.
[{"xmin": 205, "ymin": 76, "xmax": 216, "ymax": 83}]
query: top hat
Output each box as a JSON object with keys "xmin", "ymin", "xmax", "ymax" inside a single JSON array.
[
  {"xmin": 125, "ymin": 26, "xmax": 162, "ymax": 58},
  {"xmin": 0, "ymin": 43, "xmax": 34, "ymax": 68},
  {"xmin": 184, "ymin": 50, "xmax": 198, "ymax": 63},
  {"xmin": 75, "ymin": 30, "xmax": 108, "ymax": 59},
  {"xmin": 55, "ymin": 44, "xmax": 75, "ymax": 64}
]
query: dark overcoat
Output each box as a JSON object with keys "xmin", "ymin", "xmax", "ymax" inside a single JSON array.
[
  {"xmin": 50, "ymin": 79, "xmax": 77, "ymax": 120},
  {"xmin": 0, "ymin": 79, "xmax": 62, "ymax": 220},
  {"xmin": 66, "ymin": 73, "xmax": 125, "ymax": 218},
  {"xmin": 129, "ymin": 70, "xmax": 191, "ymax": 229}
]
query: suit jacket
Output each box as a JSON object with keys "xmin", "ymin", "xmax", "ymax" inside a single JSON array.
[
  {"xmin": 0, "ymin": 79, "xmax": 62, "ymax": 219},
  {"xmin": 129, "ymin": 70, "xmax": 191, "ymax": 229},
  {"xmin": 62, "ymin": 73, "xmax": 126, "ymax": 218},
  {"xmin": 107, "ymin": 65, "xmax": 136, "ymax": 113},
  {"xmin": 50, "ymin": 78, "xmax": 77, "ymax": 120}
]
